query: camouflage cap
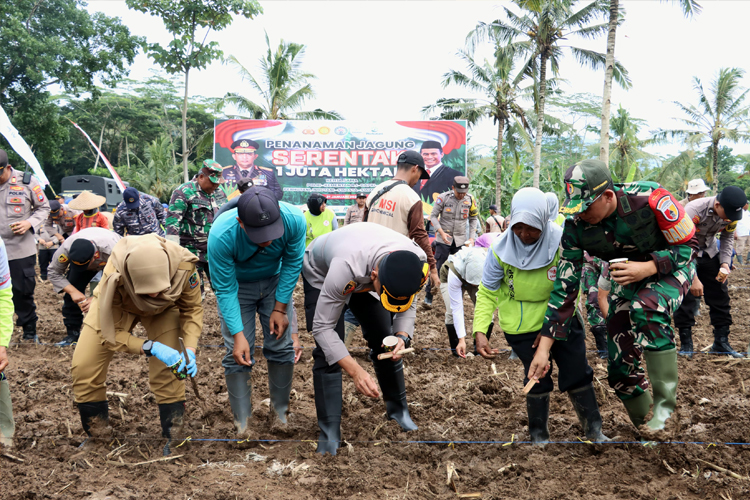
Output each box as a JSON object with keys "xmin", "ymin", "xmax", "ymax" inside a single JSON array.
[
  {"xmin": 561, "ymin": 159, "xmax": 613, "ymax": 215},
  {"xmin": 202, "ymin": 159, "xmax": 223, "ymax": 183}
]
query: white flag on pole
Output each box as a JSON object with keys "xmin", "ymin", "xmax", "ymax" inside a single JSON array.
[{"xmin": 0, "ymin": 105, "xmax": 50, "ymax": 186}]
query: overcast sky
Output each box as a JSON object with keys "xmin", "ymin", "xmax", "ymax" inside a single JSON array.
[{"xmin": 86, "ymin": 0, "xmax": 750, "ymax": 158}]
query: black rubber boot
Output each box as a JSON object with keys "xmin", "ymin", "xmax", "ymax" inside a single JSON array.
[
  {"xmin": 372, "ymin": 359, "xmax": 418, "ymax": 432},
  {"xmin": 225, "ymin": 372, "xmax": 252, "ymax": 434},
  {"xmin": 77, "ymin": 401, "xmax": 109, "ymax": 436},
  {"xmin": 526, "ymin": 392, "xmax": 550, "ymax": 446},
  {"xmin": 446, "ymin": 324, "xmax": 459, "ymax": 357},
  {"xmin": 592, "ymin": 325, "xmax": 608, "ymax": 359},
  {"xmin": 158, "ymin": 402, "xmax": 185, "ymax": 456},
  {"xmin": 567, "ymin": 384, "xmax": 610, "ymax": 442},
  {"xmin": 677, "ymin": 327, "xmax": 694, "ymax": 359},
  {"xmin": 313, "ymin": 371, "xmax": 342, "ymax": 455},
  {"xmin": 711, "ymin": 326, "xmax": 745, "ymax": 358},
  {"xmin": 267, "ymin": 362, "xmax": 294, "ymax": 424},
  {"xmin": 21, "ymin": 323, "xmax": 38, "ymax": 343},
  {"xmin": 474, "ymin": 323, "xmax": 494, "ymax": 355},
  {"xmin": 55, "ymin": 330, "xmax": 80, "ymax": 347}
]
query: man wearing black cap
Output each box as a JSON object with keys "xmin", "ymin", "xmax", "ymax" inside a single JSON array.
[
  {"xmin": 343, "ymin": 193, "xmax": 367, "ymax": 225},
  {"xmin": 0, "ymin": 148, "xmax": 51, "ymax": 342},
  {"xmin": 47, "ymin": 227, "xmax": 121, "ymax": 346},
  {"xmin": 426, "ymin": 176, "xmax": 479, "ymax": 306},
  {"xmin": 208, "ymin": 186, "xmax": 307, "ymax": 433},
  {"xmin": 413, "ymin": 141, "xmax": 463, "ymax": 203},
  {"xmin": 674, "ymin": 185, "xmax": 748, "ymax": 358},
  {"xmin": 112, "ymin": 187, "xmax": 166, "ymax": 237},
  {"xmin": 302, "ymin": 222, "xmax": 428, "ymax": 455},
  {"xmin": 43, "ymin": 199, "xmax": 78, "ymax": 239},
  {"xmin": 222, "ymin": 139, "xmax": 283, "ymax": 201}
]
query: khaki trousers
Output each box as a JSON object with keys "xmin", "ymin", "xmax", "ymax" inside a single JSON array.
[
  {"xmin": 71, "ymin": 305, "xmax": 186, "ymax": 404},
  {"xmin": 735, "ymin": 235, "xmax": 750, "ymax": 259}
]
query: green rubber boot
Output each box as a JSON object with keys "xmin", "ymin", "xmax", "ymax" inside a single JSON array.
[
  {"xmin": 621, "ymin": 391, "xmax": 653, "ymax": 429},
  {"xmin": 644, "ymin": 348, "xmax": 678, "ymax": 431}
]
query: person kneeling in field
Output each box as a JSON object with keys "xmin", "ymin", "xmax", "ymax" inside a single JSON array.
[
  {"xmin": 303, "ymin": 223, "xmax": 428, "ymax": 455},
  {"xmin": 71, "ymin": 234, "xmax": 202, "ymax": 453},
  {"xmin": 473, "ymin": 188, "xmax": 609, "ymax": 445}
]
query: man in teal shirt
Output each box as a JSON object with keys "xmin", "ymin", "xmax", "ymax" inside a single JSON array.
[{"xmin": 208, "ymin": 187, "xmax": 306, "ymax": 434}]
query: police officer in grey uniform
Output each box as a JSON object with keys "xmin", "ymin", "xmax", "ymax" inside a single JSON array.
[
  {"xmin": 303, "ymin": 222, "xmax": 428, "ymax": 455},
  {"xmin": 47, "ymin": 228, "xmax": 122, "ymax": 346},
  {"xmin": 425, "ymin": 176, "xmax": 479, "ymax": 306},
  {"xmin": 674, "ymin": 186, "xmax": 747, "ymax": 358},
  {"xmin": 0, "ymin": 149, "xmax": 50, "ymax": 341}
]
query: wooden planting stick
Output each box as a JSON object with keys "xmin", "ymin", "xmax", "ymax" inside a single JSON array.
[
  {"xmin": 523, "ymin": 379, "xmax": 539, "ymax": 394},
  {"xmin": 377, "ymin": 348, "xmax": 415, "ymax": 360}
]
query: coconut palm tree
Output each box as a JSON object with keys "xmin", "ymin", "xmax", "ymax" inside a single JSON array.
[
  {"xmin": 654, "ymin": 67, "xmax": 750, "ymax": 192},
  {"xmin": 468, "ymin": 0, "xmax": 630, "ymax": 188},
  {"xmin": 223, "ymin": 33, "xmax": 342, "ymax": 120},
  {"xmin": 608, "ymin": 105, "xmax": 657, "ymax": 182},
  {"xmin": 599, "ymin": 0, "xmax": 701, "ymax": 165},
  {"xmin": 422, "ymin": 43, "xmax": 531, "ymax": 207}
]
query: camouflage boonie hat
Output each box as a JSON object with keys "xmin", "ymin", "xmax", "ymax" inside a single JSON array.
[
  {"xmin": 202, "ymin": 159, "xmax": 223, "ymax": 183},
  {"xmin": 561, "ymin": 159, "xmax": 613, "ymax": 215}
]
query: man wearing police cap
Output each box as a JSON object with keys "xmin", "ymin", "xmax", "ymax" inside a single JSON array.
[
  {"xmin": 674, "ymin": 185, "xmax": 748, "ymax": 358},
  {"xmin": 42, "ymin": 199, "xmax": 78, "ymax": 240},
  {"xmin": 0, "ymin": 149, "xmax": 51, "ymax": 342},
  {"xmin": 426, "ymin": 176, "xmax": 479, "ymax": 306},
  {"xmin": 302, "ymin": 222, "xmax": 428, "ymax": 455},
  {"xmin": 222, "ymin": 139, "xmax": 283, "ymax": 201},
  {"xmin": 47, "ymin": 227, "xmax": 121, "ymax": 346},
  {"xmin": 343, "ymin": 193, "xmax": 367, "ymax": 225}
]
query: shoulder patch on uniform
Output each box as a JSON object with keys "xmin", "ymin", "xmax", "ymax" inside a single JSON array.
[
  {"xmin": 189, "ymin": 271, "xmax": 199, "ymax": 289},
  {"xmin": 648, "ymin": 187, "xmax": 695, "ymax": 245},
  {"xmin": 692, "ymin": 215, "xmax": 701, "ymax": 225},
  {"xmin": 58, "ymin": 254, "xmax": 68, "ymax": 264},
  {"xmin": 342, "ymin": 280, "xmax": 356, "ymax": 296},
  {"xmin": 435, "ymin": 196, "xmax": 443, "ymax": 204},
  {"xmin": 726, "ymin": 221, "xmax": 738, "ymax": 233}
]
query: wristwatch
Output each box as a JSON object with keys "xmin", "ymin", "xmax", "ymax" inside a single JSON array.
[
  {"xmin": 142, "ymin": 340, "xmax": 154, "ymax": 357},
  {"xmin": 395, "ymin": 333, "xmax": 411, "ymax": 349}
]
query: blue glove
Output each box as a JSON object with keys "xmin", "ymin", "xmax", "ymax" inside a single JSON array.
[
  {"xmin": 178, "ymin": 349, "xmax": 197, "ymax": 378},
  {"xmin": 150, "ymin": 341, "xmax": 181, "ymax": 368}
]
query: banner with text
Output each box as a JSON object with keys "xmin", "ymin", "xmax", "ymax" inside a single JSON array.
[{"xmin": 213, "ymin": 119, "xmax": 467, "ymax": 215}]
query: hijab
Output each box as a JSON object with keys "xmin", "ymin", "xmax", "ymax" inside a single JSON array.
[
  {"xmin": 307, "ymin": 194, "xmax": 325, "ymax": 216},
  {"xmin": 491, "ymin": 187, "xmax": 562, "ymax": 270}
]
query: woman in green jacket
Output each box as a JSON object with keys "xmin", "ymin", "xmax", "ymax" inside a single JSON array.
[{"xmin": 472, "ymin": 188, "xmax": 609, "ymax": 445}]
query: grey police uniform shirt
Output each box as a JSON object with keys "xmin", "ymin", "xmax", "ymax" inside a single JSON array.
[
  {"xmin": 0, "ymin": 168, "xmax": 51, "ymax": 260},
  {"xmin": 684, "ymin": 196, "xmax": 735, "ymax": 266},
  {"xmin": 302, "ymin": 222, "xmax": 427, "ymax": 366},
  {"xmin": 430, "ymin": 191, "xmax": 478, "ymax": 246},
  {"xmin": 47, "ymin": 227, "xmax": 122, "ymax": 293}
]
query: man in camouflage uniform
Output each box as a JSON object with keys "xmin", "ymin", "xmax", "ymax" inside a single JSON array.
[
  {"xmin": 221, "ymin": 139, "xmax": 283, "ymax": 201},
  {"xmin": 166, "ymin": 160, "xmax": 227, "ymax": 292},
  {"xmin": 0, "ymin": 149, "xmax": 51, "ymax": 341},
  {"xmin": 529, "ymin": 159, "xmax": 698, "ymax": 434},
  {"xmin": 425, "ymin": 176, "xmax": 479, "ymax": 306},
  {"xmin": 112, "ymin": 187, "xmax": 166, "ymax": 237},
  {"xmin": 581, "ymin": 251, "xmax": 608, "ymax": 358},
  {"xmin": 674, "ymin": 186, "xmax": 747, "ymax": 359}
]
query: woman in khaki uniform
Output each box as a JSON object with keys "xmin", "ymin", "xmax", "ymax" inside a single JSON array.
[{"xmin": 71, "ymin": 234, "xmax": 203, "ymax": 450}]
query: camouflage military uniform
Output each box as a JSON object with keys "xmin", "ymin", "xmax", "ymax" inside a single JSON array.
[
  {"xmin": 112, "ymin": 193, "xmax": 166, "ymax": 236},
  {"xmin": 544, "ymin": 181, "xmax": 697, "ymax": 400},
  {"xmin": 166, "ymin": 180, "xmax": 226, "ymax": 291},
  {"xmin": 581, "ymin": 252, "xmax": 607, "ymax": 328}
]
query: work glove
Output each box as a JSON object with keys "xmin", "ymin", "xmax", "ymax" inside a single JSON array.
[
  {"xmin": 178, "ymin": 349, "xmax": 197, "ymax": 378},
  {"xmin": 150, "ymin": 342, "xmax": 188, "ymax": 380}
]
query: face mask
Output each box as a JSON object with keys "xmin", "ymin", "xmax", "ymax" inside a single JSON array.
[{"xmin": 84, "ymin": 209, "xmax": 98, "ymax": 216}]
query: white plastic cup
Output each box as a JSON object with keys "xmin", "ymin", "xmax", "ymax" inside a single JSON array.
[{"xmin": 382, "ymin": 335, "xmax": 399, "ymax": 351}]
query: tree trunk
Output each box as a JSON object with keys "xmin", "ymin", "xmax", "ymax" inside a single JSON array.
[
  {"xmin": 712, "ymin": 140, "xmax": 720, "ymax": 193},
  {"xmin": 599, "ymin": 0, "xmax": 619, "ymax": 165},
  {"xmin": 182, "ymin": 68, "xmax": 190, "ymax": 182},
  {"xmin": 496, "ymin": 117, "xmax": 505, "ymax": 210},
  {"xmin": 532, "ymin": 52, "xmax": 548, "ymax": 188}
]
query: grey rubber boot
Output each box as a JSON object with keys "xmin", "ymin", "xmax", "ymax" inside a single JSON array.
[
  {"xmin": 0, "ymin": 377, "xmax": 15, "ymax": 448},
  {"xmin": 226, "ymin": 372, "xmax": 253, "ymax": 434},
  {"xmin": 372, "ymin": 359, "xmax": 418, "ymax": 431},
  {"xmin": 567, "ymin": 383, "xmax": 610, "ymax": 442},
  {"xmin": 526, "ymin": 392, "xmax": 550, "ymax": 446},
  {"xmin": 313, "ymin": 371, "xmax": 342, "ymax": 455},
  {"xmin": 267, "ymin": 362, "xmax": 294, "ymax": 424}
]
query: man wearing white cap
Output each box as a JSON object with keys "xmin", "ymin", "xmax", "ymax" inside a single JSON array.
[{"xmin": 679, "ymin": 179, "xmax": 710, "ymax": 207}]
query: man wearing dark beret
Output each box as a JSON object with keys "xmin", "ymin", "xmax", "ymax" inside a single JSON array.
[
  {"xmin": 221, "ymin": 139, "xmax": 284, "ymax": 201},
  {"xmin": 413, "ymin": 140, "xmax": 463, "ymax": 204}
]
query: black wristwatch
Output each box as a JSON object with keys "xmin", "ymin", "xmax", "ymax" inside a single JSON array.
[
  {"xmin": 142, "ymin": 340, "xmax": 154, "ymax": 357},
  {"xmin": 395, "ymin": 334, "xmax": 411, "ymax": 349}
]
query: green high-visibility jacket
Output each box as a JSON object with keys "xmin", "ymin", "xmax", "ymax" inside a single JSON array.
[{"xmin": 304, "ymin": 210, "xmax": 335, "ymax": 247}]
